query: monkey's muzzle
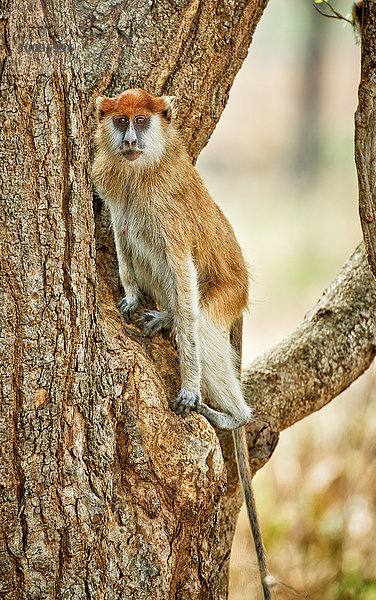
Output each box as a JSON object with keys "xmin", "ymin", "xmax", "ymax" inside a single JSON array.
[{"xmin": 122, "ymin": 150, "xmax": 142, "ymax": 161}]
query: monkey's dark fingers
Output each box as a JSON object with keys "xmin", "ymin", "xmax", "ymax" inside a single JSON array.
[
  {"xmin": 118, "ymin": 297, "xmax": 138, "ymax": 323},
  {"xmin": 137, "ymin": 312, "xmax": 162, "ymax": 337},
  {"xmin": 172, "ymin": 399, "xmax": 190, "ymax": 416},
  {"xmin": 180, "ymin": 405, "xmax": 191, "ymax": 418},
  {"xmin": 172, "ymin": 389, "xmax": 200, "ymax": 418},
  {"xmin": 119, "ymin": 308, "xmax": 135, "ymax": 324},
  {"xmin": 137, "ymin": 309, "xmax": 156, "ymax": 326},
  {"xmin": 118, "ymin": 298, "xmax": 134, "ymax": 312},
  {"xmin": 137, "ymin": 310, "xmax": 172, "ymax": 338},
  {"xmin": 144, "ymin": 321, "xmax": 162, "ymax": 338}
]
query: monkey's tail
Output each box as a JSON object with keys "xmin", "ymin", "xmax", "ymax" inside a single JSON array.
[{"xmin": 233, "ymin": 426, "xmax": 275, "ymax": 600}]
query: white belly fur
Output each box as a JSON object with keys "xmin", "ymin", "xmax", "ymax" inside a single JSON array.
[{"xmin": 112, "ymin": 206, "xmax": 172, "ymax": 311}]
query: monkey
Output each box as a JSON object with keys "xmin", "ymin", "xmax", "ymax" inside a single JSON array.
[{"xmin": 92, "ymin": 88, "xmax": 272, "ymax": 599}]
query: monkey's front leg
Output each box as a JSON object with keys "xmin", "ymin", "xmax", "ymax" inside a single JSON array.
[
  {"xmin": 169, "ymin": 256, "xmax": 202, "ymax": 419},
  {"xmin": 118, "ymin": 279, "xmax": 144, "ymax": 324},
  {"xmin": 114, "ymin": 230, "xmax": 144, "ymax": 324}
]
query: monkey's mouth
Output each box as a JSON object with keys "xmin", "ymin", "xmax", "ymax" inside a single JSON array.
[{"xmin": 122, "ymin": 150, "xmax": 142, "ymax": 161}]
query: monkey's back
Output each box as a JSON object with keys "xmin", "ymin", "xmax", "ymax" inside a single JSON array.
[{"xmin": 155, "ymin": 154, "xmax": 249, "ymax": 329}]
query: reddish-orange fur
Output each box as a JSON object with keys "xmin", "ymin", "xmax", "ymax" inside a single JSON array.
[{"xmin": 98, "ymin": 88, "xmax": 167, "ymax": 121}]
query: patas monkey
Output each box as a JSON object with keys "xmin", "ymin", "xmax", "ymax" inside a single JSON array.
[{"xmin": 92, "ymin": 88, "xmax": 272, "ymax": 599}]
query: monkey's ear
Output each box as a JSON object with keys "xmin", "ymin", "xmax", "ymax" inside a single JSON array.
[
  {"xmin": 95, "ymin": 95, "xmax": 116, "ymax": 122},
  {"xmin": 96, "ymin": 95, "xmax": 105, "ymax": 122},
  {"xmin": 161, "ymin": 96, "xmax": 177, "ymax": 123}
]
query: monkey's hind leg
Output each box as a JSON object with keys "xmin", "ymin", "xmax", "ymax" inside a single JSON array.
[
  {"xmin": 196, "ymin": 403, "xmax": 248, "ymax": 430},
  {"xmin": 198, "ymin": 316, "xmax": 253, "ymax": 427}
]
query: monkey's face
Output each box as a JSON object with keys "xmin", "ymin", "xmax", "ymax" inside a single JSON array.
[
  {"xmin": 96, "ymin": 89, "xmax": 174, "ymax": 166},
  {"xmin": 103, "ymin": 112, "xmax": 166, "ymax": 165},
  {"xmin": 111, "ymin": 114, "xmax": 150, "ymax": 161}
]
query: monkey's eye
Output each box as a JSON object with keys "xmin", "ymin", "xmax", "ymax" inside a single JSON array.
[
  {"xmin": 134, "ymin": 115, "xmax": 147, "ymax": 126},
  {"xmin": 114, "ymin": 116, "xmax": 128, "ymax": 128}
]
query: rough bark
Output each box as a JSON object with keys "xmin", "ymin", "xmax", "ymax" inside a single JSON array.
[
  {"xmin": 355, "ymin": 0, "xmax": 376, "ymax": 278},
  {"xmin": 0, "ymin": 0, "xmax": 270, "ymax": 599}
]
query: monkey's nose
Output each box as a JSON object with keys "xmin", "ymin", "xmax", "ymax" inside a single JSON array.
[
  {"xmin": 124, "ymin": 139, "xmax": 137, "ymax": 149},
  {"xmin": 123, "ymin": 127, "xmax": 137, "ymax": 148}
]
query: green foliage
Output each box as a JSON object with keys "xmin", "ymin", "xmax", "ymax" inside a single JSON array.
[{"xmin": 333, "ymin": 573, "xmax": 376, "ymax": 600}]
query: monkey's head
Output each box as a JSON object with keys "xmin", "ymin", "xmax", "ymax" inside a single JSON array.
[{"xmin": 95, "ymin": 89, "xmax": 176, "ymax": 166}]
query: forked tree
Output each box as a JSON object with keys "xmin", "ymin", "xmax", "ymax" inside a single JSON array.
[{"xmin": 1, "ymin": 0, "xmax": 376, "ymax": 599}]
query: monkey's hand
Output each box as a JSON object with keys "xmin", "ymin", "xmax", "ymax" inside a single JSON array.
[
  {"xmin": 172, "ymin": 388, "xmax": 201, "ymax": 419},
  {"xmin": 137, "ymin": 310, "xmax": 173, "ymax": 339},
  {"xmin": 118, "ymin": 294, "xmax": 141, "ymax": 324}
]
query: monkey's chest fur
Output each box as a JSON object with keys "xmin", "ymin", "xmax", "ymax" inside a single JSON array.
[{"xmin": 109, "ymin": 197, "xmax": 172, "ymax": 310}]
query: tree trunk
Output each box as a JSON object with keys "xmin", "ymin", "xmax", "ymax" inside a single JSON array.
[
  {"xmin": 2, "ymin": 0, "xmax": 376, "ymax": 597},
  {"xmin": 355, "ymin": 0, "xmax": 376, "ymax": 279},
  {"xmin": 0, "ymin": 1, "xmax": 269, "ymax": 598}
]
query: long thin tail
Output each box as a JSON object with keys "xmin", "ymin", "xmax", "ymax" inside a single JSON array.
[
  {"xmin": 230, "ymin": 316, "xmax": 272, "ymax": 600},
  {"xmin": 233, "ymin": 427, "xmax": 272, "ymax": 600}
]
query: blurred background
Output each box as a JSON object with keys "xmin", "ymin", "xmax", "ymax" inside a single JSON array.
[{"xmin": 196, "ymin": 1, "xmax": 376, "ymax": 598}]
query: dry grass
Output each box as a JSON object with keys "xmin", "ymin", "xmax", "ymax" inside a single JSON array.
[
  {"xmin": 231, "ymin": 375, "xmax": 376, "ymax": 599},
  {"xmin": 197, "ymin": 2, "xmax": 376, "ymax": 597}
]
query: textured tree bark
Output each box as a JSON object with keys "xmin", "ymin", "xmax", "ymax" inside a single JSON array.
[
  {"xmin": 355, "ymin": 0, "xmax": 376, "ymax": 278},
  {"xmin": 0, "ymin": 0, "xmax": 270, "ymax": 598}
]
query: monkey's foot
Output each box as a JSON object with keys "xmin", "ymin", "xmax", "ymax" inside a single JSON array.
[
  {"xmin": 118, "ymin": 295, "xmax": 140, "ymax": 324},
  {"xmin": 172, "ymin": 389, "xmax": 201, "ymax": 419},
  {"xmin": 137, "ymin": 309, "xmax": 173, "ymax": 339}
]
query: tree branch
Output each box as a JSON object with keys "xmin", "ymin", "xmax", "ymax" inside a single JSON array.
[
  {"xmin": 243, "ymin": 244, "xmax": 376, "ymax": 440},
  {"xmin": 313, "ymin": 1, "xmax": 352, "ymax": 25}
]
